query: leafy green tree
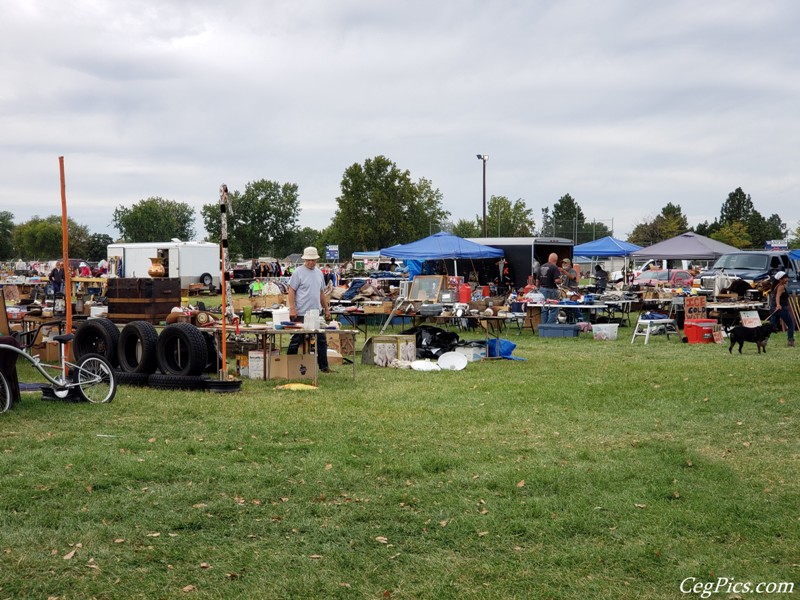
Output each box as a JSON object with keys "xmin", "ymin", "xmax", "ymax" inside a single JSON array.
[
  {"xmin": 113, "ymin": 197, "xmax": 196, "ymax": 243},
  {"xmin": 538, "ymin": 207, "xmax": 553, "ymax": 237},
  {"xmin": 481, "ymin": 195, "xmax": 535, "ymax": 237},
  {"xmin": 409, "ymin": 177, "xmax": 450, "ymax": 237},
  {"xmin": 711, "ymin": 221, "xmax": 750, "ymax": 248},
  {"xmin": 287, "ymin": 227, "xmax": 323, "ymax": 258},
  {"xmin": 628, "ymin": 203, "xmax": 689, "ymax": 246},
  {"xmin": 451, "ymin": 219, "xmax": 481, "ymax": 238},
  {"xmin": 745, "ymin": 212, "xmax": 785, "ymax": 249},
  {"xmin": 0, "ymin": 211, "xmax": 15, "ymax": 259},
  {"xmin": 329, "ymin": 156, "xmax": 449, "ymax": 256},
  {"xmin": 719, "ymin": 188, "xmax": 755, "ymax": 225},
  {"xmin": 12, "ymin": 215, "xmax": 90, "ymax": 259},
  {"xmin": 764, "ymin": 214, "xmax": 786, "ymax": 240},
  {"xmin": 551, "ymin": 194, "xmax": 584, "ymax": 239},
  {"xmin": 201, "ymin": 180, "xmax": 301, "ymax": 259},
  {"xmin": 693, "ymin": 220, "xmax": 719, "ymax": 238},
  {"xmin": 86, "ymin": 233, "xmax": 114, "ymax": 262},
  {"xmin": 717, "ymin": 188, "xmax": 784, "ymax": 248},
  {"xmin": 546, "ymin": 194, "xmax": 611, "ymax": 243},
  {"xmin": 788, "ymin": 221, "xmax": 800, "ymax": 249}
]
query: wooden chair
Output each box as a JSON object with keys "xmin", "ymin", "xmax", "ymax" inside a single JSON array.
[{"xmin": 0, "ymin": 290, "xmax": 10, "ymax": 336}]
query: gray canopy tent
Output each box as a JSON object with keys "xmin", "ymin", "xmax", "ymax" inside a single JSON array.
[{"xmin": 631, "ymin": 232, "xmax": 738, "ymax": 260}]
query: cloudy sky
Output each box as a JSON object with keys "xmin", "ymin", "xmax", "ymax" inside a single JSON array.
[{"xmin": 2, "ymin": 0, "xmax": 799, "ymax": 243}]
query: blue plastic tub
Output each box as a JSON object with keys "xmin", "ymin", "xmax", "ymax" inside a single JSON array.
[{"xmin": 538, "ymin": 324, "xmax": 581, "ymax": 338}]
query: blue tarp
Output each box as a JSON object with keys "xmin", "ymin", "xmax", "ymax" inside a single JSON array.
[
  {"xmin": 573, "ymin": 236, "xmax": 642, "ymax": 257},
  {"xmin": 380, "ymin": 232, "xmax": 503, "ymax": 260},
  {"xmin": 789, "ymin": 249, "xmax": 800, "ymax": 261}
]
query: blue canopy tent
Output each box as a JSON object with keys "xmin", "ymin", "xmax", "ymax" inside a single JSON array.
[
  {"xmin": 380, "ymin": 232, "xmax": 503, "ymax": 279},
  {"xmin": 380, "ymin": 231, "xmax": 504, "ymax": 261},
  {"xmin": 573, "ymin": 236, "xmax": 642, "ymax": 257},
  {"xmin": 573, "ymin": 236, "xmax": 643, "ymax": 283},
  {"xmin": 789, "ymin": 249, "xmax": 800, "ymax": 261}
]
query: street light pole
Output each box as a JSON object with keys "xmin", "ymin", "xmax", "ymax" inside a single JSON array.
[{"xmin": 477, "ymin": 154, "xmax": 488, "ymax": 237}]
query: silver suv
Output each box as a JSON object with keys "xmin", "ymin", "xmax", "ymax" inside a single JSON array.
[{"xmin": 699, "ymin": 251, "xmax": 799, "ymax": 293}]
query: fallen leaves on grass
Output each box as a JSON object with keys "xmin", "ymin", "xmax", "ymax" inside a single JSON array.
[
  {"xmin": 63, "ymin": 543, "xmax": 82, "ymax": 560},
  {"xmin": 516, "ymin": 480, "xmax": 525, "ymax": 488},
  {"xmin": 375, "ymin": 536, "xmax": 389, "ymax": 544},
  {"xmin": 634, "ymin": 503, "xmax": 647, "ymax": 509}
]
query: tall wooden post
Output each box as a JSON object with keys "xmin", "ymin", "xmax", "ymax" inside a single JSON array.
[
  {"xmin": 58, "ymin": 157, "xmax": 72, "ymax": 379},
  {"xmin": 218, "ymin": 184, "xmax": 237, "ymax": 378}
]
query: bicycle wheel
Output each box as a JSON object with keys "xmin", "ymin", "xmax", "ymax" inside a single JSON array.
[
  {"xmin": 0, "ymin": 371, "xmax": 11, "ymax": 413},
  {"xmin": 73, "ymin": 353, "xmax": 116, "ymax": 404}
]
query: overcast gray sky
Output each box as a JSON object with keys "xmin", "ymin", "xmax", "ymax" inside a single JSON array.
[{"xmin": 2, "ymin": 0, "xmax": 798, "ymax": 243}]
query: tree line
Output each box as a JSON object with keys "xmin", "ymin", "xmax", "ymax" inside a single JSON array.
[{"xmin": 2, "ymin": 159, "xmax": 799, "ymax": 262}]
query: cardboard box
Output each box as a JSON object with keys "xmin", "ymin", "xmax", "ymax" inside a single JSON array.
[
  {"xmin": 89, "ymin": 305, "xmax": 108, "ymax": 318},
  {"xmin": 248, "ymin": 349, "xmax": 279, "ymax": 380},
  {"xmin": 248, "ymin": 350, "xmax": 265, "ymax": 380},
  {"xmin": 362, "ymin": 303, "xmax": 390, "ymax": 314},
  {"xmin": 326, "ymin": 332, "xmax": 355, "ymax": 356},
  {"xmin": 34, "ymin": 341, "xmax": 75, "ymax": 363},
  {"xmin": 269, "ymin": 354, "xmax": 317, "ymax": 380},
  {"xmin": 454, "ymin": 344, "xmax": 486, "ymax": 362},
  {"xmin": 327, "ymin": 350, "xmax": 344, "ymax": 366},
  {"xmin": 362, "ymin": 335, "xmax": 416, "ymax": 366}
]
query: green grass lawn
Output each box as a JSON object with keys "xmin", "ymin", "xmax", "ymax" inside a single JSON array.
[{"xmin": 1, "ymin": 324, "xmax": 798, "ymax": 599}]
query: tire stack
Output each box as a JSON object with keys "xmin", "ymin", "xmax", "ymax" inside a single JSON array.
[{"xmin": 74, "ymin": 320, "xmax": 217, "ymax": 391}]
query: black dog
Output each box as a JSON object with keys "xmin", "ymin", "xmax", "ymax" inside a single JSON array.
[{"xmin": 728, "ymin": 323, "xmax": 775, "ymax": 354}]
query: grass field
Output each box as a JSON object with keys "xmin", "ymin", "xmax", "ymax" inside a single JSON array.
[{"xmin": 1, "ymin": 321, "xmax": 798, "ymax": 599}]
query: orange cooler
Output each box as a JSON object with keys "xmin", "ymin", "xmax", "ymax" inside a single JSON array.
[{"xmin": 684, "ymin": 318, "xmax": 717, "ymax": 344}]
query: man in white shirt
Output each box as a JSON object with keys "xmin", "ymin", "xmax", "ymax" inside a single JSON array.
[{"xmin": 287, "ymin": 247, "xmax": 333, "ymax": 372}]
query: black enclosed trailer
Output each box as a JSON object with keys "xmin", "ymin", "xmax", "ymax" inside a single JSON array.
[{"xmin": 463, "ymin": 237, "xmax": 574, "ymax": 290}]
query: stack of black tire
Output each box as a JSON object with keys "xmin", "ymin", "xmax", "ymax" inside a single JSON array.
[{"xmin": 73, "ymin": 320, "xmax": 219, "ymax": 391}]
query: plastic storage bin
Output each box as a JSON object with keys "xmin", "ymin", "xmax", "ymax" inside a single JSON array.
[
  {"xmin": 271, "ymin": 308, "xmax": 290, "ymax": 325},
  {"xmin": 592, "ymin": 323, "xmax": 619, "ymax": 340},
  {"xmin": 684, "ymin": 318, "xmax": 717, "ymax": 344},
  {"xmin": 538, "ymin": 324, "xmax": 581, "ymax": 338}
]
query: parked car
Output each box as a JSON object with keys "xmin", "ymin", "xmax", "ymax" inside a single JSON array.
[
  {"xmin": 611, "ymin": 259, "xmax": 693, "ymax": 283},
  {"xmin": 634, "ymin": 269, "xmax": 694, "ymax": 287},
  {"xmin": 698, "ymin": 251, "xmax": 800, "ymax": 293},
  {"xmin": 230, "ymin": 268, "xmax": 256, "ymax": 294}
]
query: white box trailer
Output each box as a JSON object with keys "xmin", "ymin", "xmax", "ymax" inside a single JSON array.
[{"xmin": 107, "ymin": 241, "xmax": 221, "ymax": 289}]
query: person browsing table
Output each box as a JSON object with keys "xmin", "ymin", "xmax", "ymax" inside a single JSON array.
[
  {"xmin": 561, "ymin": 258, "xmax": 579, "ymax": 291},
  {"xmin": 287, "ymin": 247, "xmax": 333, "ymax": 372},
  {"xmin": 539, "ymin": 253, "xmax": 562, "ymax": 324}
]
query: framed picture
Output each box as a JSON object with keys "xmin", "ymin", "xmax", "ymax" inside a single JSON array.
[{"xmin": 408, "ymin": 275, "xmax": 446, "ymax": 301}]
